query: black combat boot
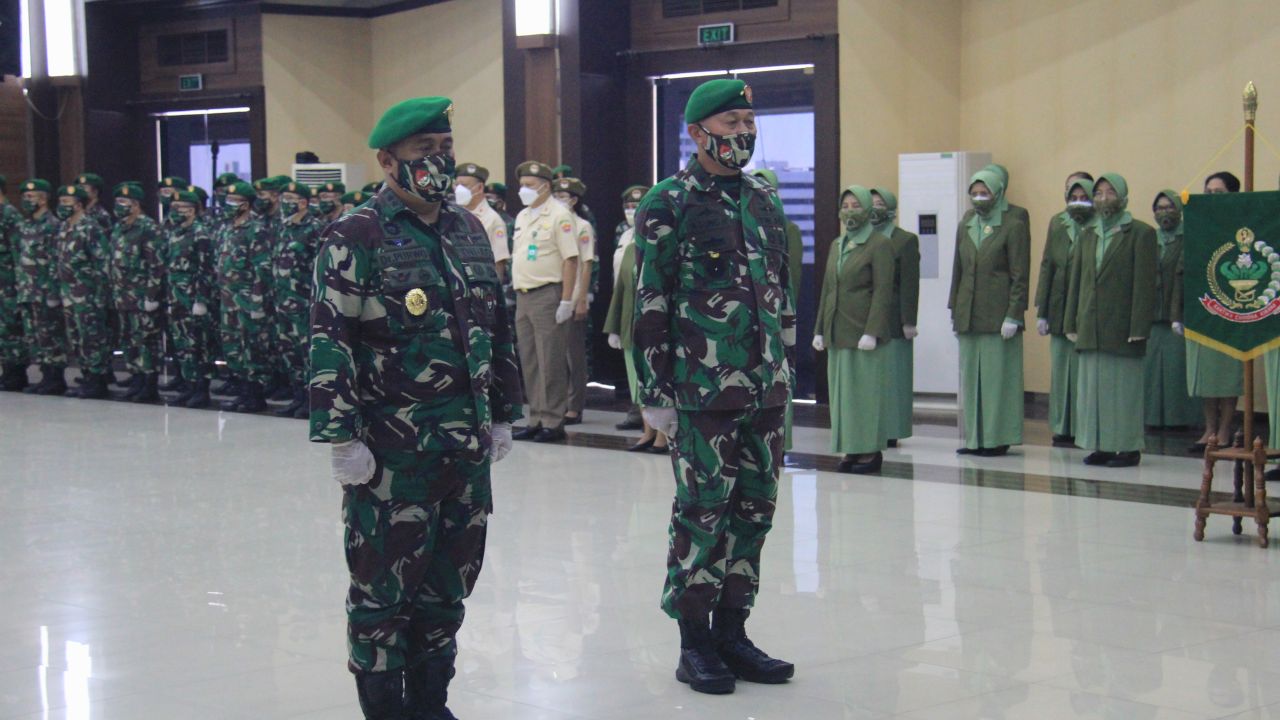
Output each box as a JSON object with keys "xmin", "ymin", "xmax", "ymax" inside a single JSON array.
[
  {"xmin": 275, "ymin": 386, "xmax": 305, "ymax": 417},
  {"xmin": 119, "ymin": 373, "xmax": 146, "ymax": 400},
  {"xmin": 292, "ymin": 392, "xmax": 309, "ymax": 419},
  {"xmin": 184, "ymin": 379, "xmax": 211, "ymax": 409},
  {"xmin": 77, "ymin": 373, "xmax": 110, "ymax": 400},
  {"xmin": 405, "ymin": 655, "xmax": 458, "ymax": 720},
  {"xmin": 211, "ymin": 377, "xmax": 240, "ymax": 396},
  {"xmin": 36, "ymin": 365, "xmax": 66, "ymax": 396},
  {"xmin": 675, "ymin": 618, "xmax": 735, "ymax": 694},
  {"xmin": 712, "ymin": 608, "xmax": 794, "ymax": 684},
  {"xmin": 171, "ymin": 377, "xmax": 197, "ymax": 405},
  {"xmin": 159, "ymin": 374, "xmax": 186, "ymax": 392},
  {"xmin": 130, "ymin": 373, "xmax": 159, "ymax": 403},
  {"xmin": 231, "ymin": 382, "xmax": 266, "ymax": 413},
  {"xmin": 355, "ymin": 670, "xmax": 408, "ymax": 720},
  {"xmin": 1, "ymin": 364, "xmax": 29, "ymax": 392}
]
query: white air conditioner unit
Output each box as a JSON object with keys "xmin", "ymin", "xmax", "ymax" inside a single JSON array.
[{"xmin": 291, "ymin": 163, "xmax": 365, "ymax": 190}]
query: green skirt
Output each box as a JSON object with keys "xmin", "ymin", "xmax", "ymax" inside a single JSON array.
[
  {"xmin": 1267, "ymin": 349, "xmax": 1280, "ymax": 449},
  {"xmin": 958, "ymin": 333, "xmax": 1024, "ymax": 449},
  {"xmin": 1144, "ymin": 324, "xmax": 1199, "ymax": 427},
  {"xmin": 623, "ymin": 350, "xmax": 639, "ymax": 404},
  {"xmin": 1186, "ymin": 341, "xmax": 1243, "ymax": 398},
  {"xmin": 828, "ymin": 345, "xmax": 889, "ymax": 455},
  {"xmin": 1048, "ymin": 334, "xmax": 1078, "ymax": 438},
  {"xmin": 882, "ymin": 338, "xmax": 914, "ymax": 440},
  {"xmin": 1076, "ymin": 351, "xmax": 1145, "ymax": 452}
]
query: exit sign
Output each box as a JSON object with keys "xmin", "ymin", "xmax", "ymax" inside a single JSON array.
[
  {"xmin": 698, "ymin": 23, "xmax": 735, "ymax": 46},
  {"xmin": 179, "ymin": 74, "xmax": 203, "ymax": 92}
]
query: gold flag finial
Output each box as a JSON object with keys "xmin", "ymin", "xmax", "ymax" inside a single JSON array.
[{"xmin": 1244, "ymin": 81, "xmax": 1258, "ymax": 122}]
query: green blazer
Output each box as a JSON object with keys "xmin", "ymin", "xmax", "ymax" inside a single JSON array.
[
  {"xmin": 1034, "ymin": 214, "xmax": 1074, "ymax": 335},
  {"xmin": 1064, "ymin": 220, "xmax": 1158, "ymax": 357},
  {"xmin": 886, "ymin": 226, "xmax": 921, "ymax": 338},
  {"xmin": 815, "ymin": 231, "xmax": 895, "ymax": 347},
  {"xmin": 603, "ymin": 242, "xmax": 637, "ymax": 349},
  {"xmin": 1154, "ymin": 234, "xmax": 1181, "ymax": 324},
  {"xmin": 786, "ymin": 220, "xmax": 803, "ymax": 308},
  {"xmin": 948, "ymin": 211, "xmax": 1031, "ymax": 334}
]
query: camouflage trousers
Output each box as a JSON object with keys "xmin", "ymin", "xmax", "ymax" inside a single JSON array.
[
  {"xmin": 662, "ymin": 405, "xmax": 785, "ymax": 620},
  {"xmin": 343, "ymin": 449, "xmax": 492, "ymax": 673},
  {"xmin": 219, "ymin": 292, "xmax": 244, "ymax": 376},
  {"xmin": 63, "ymin": 302, "xmax": 111, "ymax": 376},
  {"xmin": 206, "ymin": 297, "xmax": 225, "ymax": 370},
  {"xmin": 275, "ymin": 303, "xmax": 309, "ymax": 388},
  {"xmin": 119, "ymin": 310, "xmax": 162, "ymax": 374},
  {"xmin": 170, "ymin": 313, "xmax": 213, "ymax": 382},
  {"xmin": 22, "ymin": 302, "xmax": 66, "ymax": 366},
  {"xmin": 232, "ymin": 309, "xmax": 272, "ymax": 385},
  {"xmin": 0, "ymin": 298, "xmax": 26, "ymax": 365}
]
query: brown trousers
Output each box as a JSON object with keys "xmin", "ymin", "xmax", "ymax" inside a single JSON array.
[{"xmin": 515, "ymin": 283, "xmax": 570, "ymax": 428}]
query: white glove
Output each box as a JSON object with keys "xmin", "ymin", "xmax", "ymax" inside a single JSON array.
[
  {"xmin": 143, "ymin": 300, "xmax": 160, "ymax": 312},
  {"xmin": 45, "ymin": 298, "xmax": 60, "ymax": 308},
  {"xmin": 1127, "ymin": 336, "xmax": 1146, "ymax": 343},
  {"xmin": 191, "ymin": 302, "xmax": 208, "ymax": 317},
  {"xmin": 489, "ymin": 423, "xmax": 513, "ymax": 463},
  {"xmin": 250, "ymin": 310, "xmax": 266, "ymax": 320},
  {"xmin": 857, "ymin": 334, "xmax": 877, "ymax": 351},
  {"xmin": 1036, "ymin": 318, "xmax": 1050, "ymax": 336},
  {"xmin": 555, "ymin": 300, "xmax": 574, "ymax": 324},
  {"xmin": 1172, "ymin": 322, "xmax": 1184, "ymax": 336},
  {"xmin": 1066, "ymin": 332, "xmax": 1078, "ymax": 342},
  {"xmin": 812, "ymin": 335, "xmax": 826, "ymax": 352},
  {"xmin": 331, "ymin": 439, "xmax": 376, "ymax": 487},
  {"xmin": 587, "ymin": 293, "xmax": 595, "ymax": 304},
  {"xmin": 1001, "ymin": 321, "xmax": 1019, "ymax": 340},
  {"xmin": 642, "ymin": 407, "xmax": 678, "ymax": 440},
  {"xmin": 608, "ymin": 333, "xmax": 622, "ymax": 350},
  {"xmin": 903, "ymin": 325, "xmax": 919, "ymax": 340}
]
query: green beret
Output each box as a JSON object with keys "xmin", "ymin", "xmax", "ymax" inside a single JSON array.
[
  {"xmin": 282, "ymin": 181, "xmax": 312, "ymax": 197},
  {"xmin": 368, "ymin": 96, "xmax": 454, "ymax": 149},
  {"xmin": 21, "ymin": 179, "xmax": 52, "ymax": 194},
  {"xmin": 173, "ymin": 189, "xmax": 201, "ymax": 205},
  {"xmin": 362, "ymin": 182, "xmax": 382, "ymax": 194},
  {"xmin": 310, "ymin": 186, "xmax": 321, "ymax": 198},
  {"xmin": 186, "ymin": 185, "xmax": 208, "ymax": 204},
  {"xmin": 318, "ymin": 181, "xmax": 346, "ymax": 195},
  {"xmin": 553, "ymin": 177, "xmax": 586, "ymax": 197},
  {"xmin": 158, "ymin": 176, "xmax": 189, "ymax": 189},
  {"xmin": 76, "ymin": 173, "xmax": 105, "ymax": 189},
  {"xmin": 684, "ymin": 78, "xmax": 753, "ymax": 124},
  {"xmin": 254, "ymin": 176, "xmax": 290, "ymax": 193},
  {"xmin": 516, "ymin": 161, "xmax": 552, "ymax": 181},
  {"xmin": 621, "ymin": 185, "xmax": 650, "ymax": 203},
  {"xmin": 113, "ymin": 182, "xmax": 145, "ymax": 200},
  {"xmin": 58, "ymin": 185, "xmax": 88, "ymax": 202},
  {"xmin": 487, "ymin": 182, "xmax": 507, "ymax": 194},
  {"xmin": 214, "ymin": 172, "xmax": 241, "ymax": 188},
  {"xmin": 225, "ymin": 181, "xmax": 257, "ymax": 199},
  {"xmin": 341, "ymin": 191, "xmax": 369, "ymax": 206},
  {"xmin": 551, "ymin": 164, "xmax": 574, "ymax": 180},
  {"xmin": 457, "ymin": 163, "xmax": 489, "ymax": 182},
  {"xmin": 750, "ymin": 169, "xmax": 779, "ymax": 188}
]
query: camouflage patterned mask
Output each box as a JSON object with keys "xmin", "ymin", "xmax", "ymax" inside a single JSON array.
[
  {"xmin": 114, "ymin": 202, "xmax": 132, "ymax": 219},
  {"xmin": 55, "ymin": 205, "xmax": 74, "ymax": 220},
  {"xmin": 1096, "ymin": 197, "xmax": 1124, "ymax": 219},
  {"xmin": 839, "ymin": 208, "xmax": 869, "ymax": 231},
  {"xmin": 398, "ymin": 152, "xmax": 455, "ymax": 203},
  {"xmin": 319, "ymin": 200, "xmax": 337, "ymax": 215},
  {"xmin": 1154, "ymin": 208, "xmax": 1181, "ymax": 231},
  {"xmin": 281, "ymin": 200, "xmax": 301, "ymax": 217},
  {"xmin": 698, "ymin": 125, "xmax": 756, "ymax": 171},
  {"xmin": 1066, "ymin": 201, "xmax": 1094, "ymax": 223},
  {"xmin": 868, "ymin": 208, "xmax": 889, "ymax": 225},
  {"xmin": 21, "ymin": 199, "xmax": 38, "ymax": 216}
]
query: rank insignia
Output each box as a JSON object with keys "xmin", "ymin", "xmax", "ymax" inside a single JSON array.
[{"xmin": 405, "ymin": 288, "xmax": 429, "ymax": 316}]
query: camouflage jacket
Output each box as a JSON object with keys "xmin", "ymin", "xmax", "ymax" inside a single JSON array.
[
  {"xmin": 309, "ymin": 188, "xmax": 524, "ymax": 454},
  {"xmin": 165, "ymin": 220, "xmax": 214, "ymax": 314},
  {"xmin": 15, "ymin": 212, "xmax": 61, "ymax": 304},
  {"xmin": 215, "ymin": 215, "xmax": 271, "ymax": 314},
  {"xmin": 86, "ymin": 203, "xmax": 112, "ymax": 233},
  {"xmin": 109, "ymin": 215, "xmax": 165, "ymax": 311},
  {"xmin": 56, "ymin": 215, "xmax": 110, "ymax": 308},
  {"xmin": 0, "ymin": 203, "xmax": 21, "ymax": 305},
  {"xmin": 272, "ymin": 214, "xmax": 320, "ymax": 315},
  {"xmin": 631, "ymin": 157, "xmax": 796, "ymax": 412}
]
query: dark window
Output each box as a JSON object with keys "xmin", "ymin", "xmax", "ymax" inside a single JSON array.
[
  {"xmin": 662, "ymin": 0, "xmax": 701, "ymax": 17},
  {"xmin": 662, "ymin": 0, "xmax": 778, "ymax": 17},
  {"xmin": 157, "ymin": 30, "xmax": 229, "ymax": 67}
]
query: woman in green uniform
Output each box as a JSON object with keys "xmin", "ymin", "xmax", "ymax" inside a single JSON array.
[
  {"xmin": 1145, "ymin": 190, "xmax": 1200, "ymax": 429},
  {"xmin": 1035, "ymin": 172, "xmax": 1093, "ymax": 445},
  {"xmin": 813, "ymin": 185, "xmax": 895, "ymax": 473},
  {"xmin": 949, "ymin": 168, "xmax": 1030, "ymax": 456},
  {"xmin": 1186, "ymin": 172, "xmax": 1244, "ymax": 453},
  {"xmin": 871, "ymin": 186, "xmax": 920, "ymax": 448},
  {"xmin": 1065, "ymin": 173, "xmax": 1157, "ymax": 467}
]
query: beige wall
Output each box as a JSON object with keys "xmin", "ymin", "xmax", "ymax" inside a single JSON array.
[
  {"xmin": 262, "ymin": 14, "xmax": 373, "ymax": 180},
  {"xmin": 841, "ymin": 0, "xmax": 1280, "ymax": 393},
  {"xmin": 371, "ymin": 0, "xmax": 506, "ymax": 185}
]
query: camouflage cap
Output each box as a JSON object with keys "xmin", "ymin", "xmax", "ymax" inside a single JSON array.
[
  {"xmin": 158, "ymin": 176, "xmax": 190, "ymax": 189},
  {"xmin": 516, "ymin": 161, "xmax": 551, "ymax": 181},
  {"xmin": 76, "ymin": 172, "xmax": 105, "ymax": 189},
  {"xmin": 58, "ymin": 185, "xmax": 89, "ymax": 202},
  {"xmin": 113, "ymin": 182, "xmax": 145, "ymax": 200},
  {"xmin": 318, "ymin": 181, "xmax": 346, "ymax": 195},
  {"xmin": 368, "ymin": 96, "xmax": 453, "ymax": 149},
  {"xmin": 21, "ymin": 179, "xmax": 52, "ymax": 194},
  {"xmin": 621, "ymin": 184, "xmax": 650, "ymax": 203},
  {"xmin": 553, "ymin": 177, "xmax": 587, "ymax": 197},
  {"xmin": 225, "ymin": 181, "xmax": 257, "ymax": 199},
  {"xmin": 684, "ymin": 78, "xmax": 752, "ymax": 124},
  {"xmin": 457, "ymin": 163, "xmax": 489, "ymax": 182}
]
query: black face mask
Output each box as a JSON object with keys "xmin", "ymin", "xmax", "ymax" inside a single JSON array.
[
  {"xmin": 319, "ymin": 200, "xmax": 337, "ymax": 215},
  {"xmin": 114, "ymin": 203, "xmax": 132, "ymax": 220},
  {"xmin": 253, "ymin": 197, "xmax": 273, "ymax": 214},
  {"xmin": 397, "ymin": 153, "xmax": 456, "ymax": 203}
]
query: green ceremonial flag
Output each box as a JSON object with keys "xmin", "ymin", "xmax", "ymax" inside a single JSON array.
[{"xmin": 1183, "ymin": 190, "xmax": 1280, "ymax": 360}]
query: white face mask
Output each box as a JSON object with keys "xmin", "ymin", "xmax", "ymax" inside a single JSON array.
[
  {"xmin": 454, "ymin": 184, "xmax": 473, "ymax": 207},
  {"xmin": 518, "ymin": 186, "xmax": 540, "ymax": 206},
  {"xmin": 624, "ymin": 208, "xmax": 636, "ymax": 226}
]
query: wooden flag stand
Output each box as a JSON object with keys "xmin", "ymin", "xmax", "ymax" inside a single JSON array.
[{"xmin": 1193, "ymin": 82, "xmax": 1280, "ymax": 547}]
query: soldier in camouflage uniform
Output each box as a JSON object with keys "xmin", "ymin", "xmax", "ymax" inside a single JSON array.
[
  {"xmin": 109, "ymin": 182, "xmax": 166, "ymax": 402},
  {"xmin": 163, "ymin": 189, "xmax": 215, "ymax": 408},
  {"xmin": 253, "ymin": 175, "xmax": 292, "ymax": 400},
  {"xmin": 632, "ymin": 79, "xmax": 796, "ymax": 695},
  {"xmin": 206, "ymin": 173, "xmax": 240, "ymax": 391},
  {"xmin": 272, "ymin": 181, "xmax": 320, "ymax": 418},
  {"xmin": 309, "ymin": 96, "xmax": 522, "ymax": 720},
  {"xmin": 16, "ymin": 180, "xmax": 68, "ymax": 395},
  {"xmin": 317, "ymin": 181, "xmax": 346, "ymax": 227},
  {"xmin": 215, "ymin": 181, "xmax": 272, "ymax": 412},
  {"xmin": 54, "ymin": 185, "xmax": 112, "ymax": 399},
  {"xmin": 76, "ymin": 173, "xmax": 113, "ymax": 233},
  {"xmin": 341, "ymin": 190, "xmax": 372, "ymax": 214},
  {"xmin": 156, "ymin": 176, "xmax": 189, "ymax": 227},
  {"xmin": 0, "ymin": 176, "xmax": 29, "ymax": 391}
]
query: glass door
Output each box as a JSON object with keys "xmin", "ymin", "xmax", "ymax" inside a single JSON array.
[{"xmin": 153, "ymin": 107, "xmax": 252, "ymax": 217}]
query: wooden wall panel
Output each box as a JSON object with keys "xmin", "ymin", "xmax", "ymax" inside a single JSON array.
[
  {"xmin": 0, "ymin": 76, "xmax": 29, "ymax": 185},
  {"xmin": 138, "ymin": 14, "xmax": 263, "ymax": 96},
  {"xmin": 630, "ymin": 0, "xmax": 836, "ymax": 53}
]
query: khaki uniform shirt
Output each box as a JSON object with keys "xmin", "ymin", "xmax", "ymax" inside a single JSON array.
[
  {"xmin": 571, "ymin": 213, "xmax": 596, "ymax": 304},
  {"xmin": 466, "ymin": 199, "xmax": 510, "ymax": 264},
  {"xmin": 511, "ymin": 199, "xmax": 579, "ymax": 291}
]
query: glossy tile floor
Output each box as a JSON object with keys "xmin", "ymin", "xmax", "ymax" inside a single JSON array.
[{"xmin": 3, "ymin": 393, "xmax": 1280, "ymax": 719}]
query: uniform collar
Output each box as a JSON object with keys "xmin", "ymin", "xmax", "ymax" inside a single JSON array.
[{"xmin": 376, "ymin": 185, "xmax": 463, "ymax": 234}]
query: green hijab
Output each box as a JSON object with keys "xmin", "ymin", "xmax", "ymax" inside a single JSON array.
[
  {"xmin": 967, "ymin": 168, "xmax": 1005, "ymax": 246},
  {"xmin": 1060, "ymin": 177, "xmax": 1095, "ymax": 244},
  {"xmin": 1152, "ymin": 189, "xmax": 1183, "ymax": 247},
  {"xmin": 986, "ymin": 163, "xmax": 1011, "ymax": 212},
  {"xmin": 1093, "ymin": 172, "xmax": 1132, "ymax": 266},
  {"xmin": 838, "ymin": 184, "xmax": 875, "ymax": 257},
  {"xmin": 870, "ymin": 186, "xmax": 898, "ymax": 234}
]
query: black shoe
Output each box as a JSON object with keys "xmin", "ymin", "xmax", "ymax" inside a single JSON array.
[
  {"xmin": 533, "ymin": 426, "xmax": 567, "ymax": 443},
  {"xmin": 159, "ymin": 375, "xmax": 186, "ymax": 392},
  {"xmin": 628, "ymin": 437, "xmax": 655, "ymax": 452},
  {"xmin": 355, "ymin": 670, "xmax": 407, "ymax": 720},
  {"xmin": 836, "ymin": 455, "xmax": 857, "ymax": 473},
  {"xmin": 1266, "ymin": 467, "xmax": 1280, "ymax": 482},
  {"xmin": 1105, "ymin": 451, "xmax": 1141, "ymax": 468},
  {"xmin": 130, "ymin": 374, "xmax": 159, "ymax": 403},
  {"xmin": 211, "ymin": 378, "xmax": 241, "ymax": 396},
  {"xmin": 293, "ymin": 401, "xmax": 309, "ymax": 419},
  {"xmin": 35, "ymin": 366, "xmax": 66, "ymax": 396},
  {"xmin": 712, "ymin": 608, "xmax": 794, "ymax": 685},
  {"xmin": 1083, "ymin": 451, "xmax": 1117, "ymax": 466},
  {"xmin": 269, "ymin": 383, "xmax": 293, "ymax": 402},
  {"xmin": 978, "ymin": 445, "xmax": 1010, "ymax": 457},
  {"xmin": 887, "ymin": 439, "xmax": 899, "ymax": 448},
  {"xmin": 956, "ymin": 447, "xmax": 978, "ymax": 455},
  {"xmin": 119, "ymin": 373, "xmax": 146, "ymax": 400},
  {"xmin": 850, "ymin": 452, "xmax": 883, "ymax": 474},
  {"xmin": 184, "ymin": 380, "xmax": 211, "ymax": 409},
  {"xmin": 275, "ymin": 388, "xmax": 307, "ymax": 417},
  {"xmin": 1052, "ymin": 434, "xmax": 1075, "ymax": 447},
  {"xmin": 563, "ymin": 414, "xmax": 582, "ymax": 426},
  {"xmin": 405, "ymin": 655, "xmax": 457, "ymax": 720},
  {"xmin": 676, "ymin": 619, "xmax": 736, "ymax": 694},
  {"xmin": 229, "ymin": 383, "xmax": 266, "ymax": 413},
  {"xmin": 1188, "ymin": 442, "xmax": 1208, "ymax": 455},
  {"xmin": 512, "ymin": 425, "xmax": 542, "ymax": 441},
  {"xmin": 1, "ymin": 364, "xmax": 29, "ymax": 392},
  {"xmin": 648, "ymin": 443, "xmax": 670, "ymax": 455},
  {"xmin": 77, "ymin": 374, "xmax": 109, "ymax": 400}
]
